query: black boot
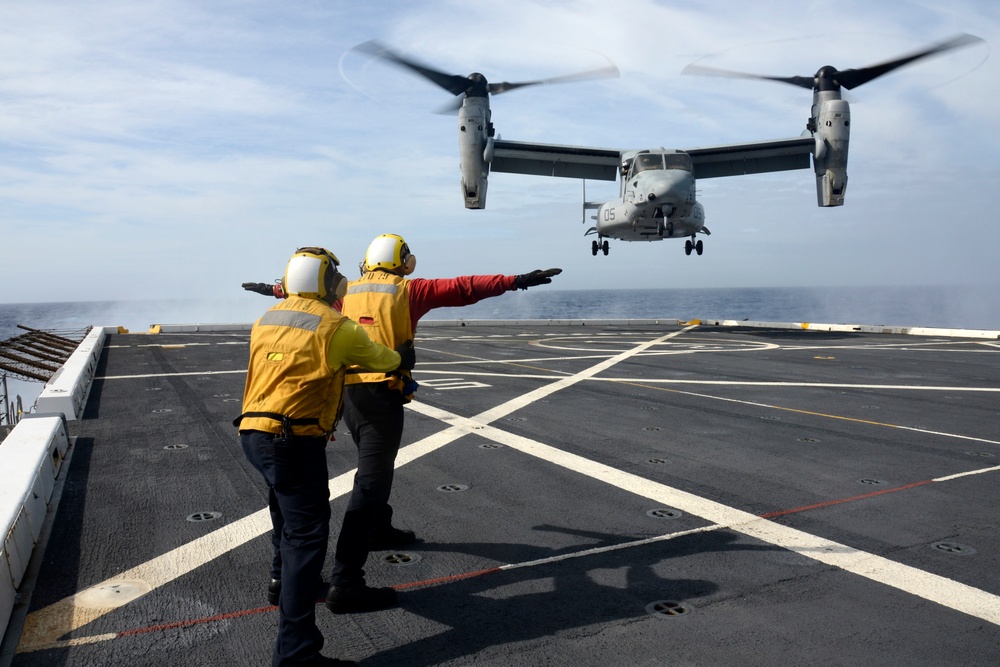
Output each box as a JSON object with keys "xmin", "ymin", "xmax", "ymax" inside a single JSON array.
[
  {"xmin": 304, "ymin": 655, "xmax": 358, "ymax": 666},
  {"xmin": 325, "ymin": 584, "xmax": 398, "ymax": 613},
  {"xmin": 267, "ymin": 577, "xmax": 329, "ymax": 606},
  {"xmin": 267, "ymin": 578, "xmax": 281, "ymax": 606}
]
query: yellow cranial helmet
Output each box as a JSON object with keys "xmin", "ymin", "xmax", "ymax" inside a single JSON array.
[
  {"xmin": 364, "ymin": 234, "xmax": 416, "ymax": 275},
  {"xmin": 283, "ymin": 247, "xmax": 346, "ymax": 304}
]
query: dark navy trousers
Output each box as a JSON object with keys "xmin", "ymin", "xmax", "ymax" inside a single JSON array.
[
  {"xmin": 331, "ymin": 382, "xmax": 405, "ymax": 587},
  {"xmin": 242, "ymin": 430, "xmax": 330, "ymax": 667}
]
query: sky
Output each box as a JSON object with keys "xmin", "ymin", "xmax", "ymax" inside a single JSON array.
[{"xmin": 1, "ymin": 0, "xmax": 998, "ymax": 304}]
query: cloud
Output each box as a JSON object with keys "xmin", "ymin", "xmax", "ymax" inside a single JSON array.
[{"xmin": 2, "ymin": 0, "xmax": 998, "ymax": 305}]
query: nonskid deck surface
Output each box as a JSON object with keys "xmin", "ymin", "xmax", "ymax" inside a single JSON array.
[{"xmin": 9, "ymin": 322, "xmax": 1000, "ymax": 665}]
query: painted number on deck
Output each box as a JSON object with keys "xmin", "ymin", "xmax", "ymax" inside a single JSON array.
[{"xmin": 419, "ymin": 378, "xmax": 491, "ymax": 391}]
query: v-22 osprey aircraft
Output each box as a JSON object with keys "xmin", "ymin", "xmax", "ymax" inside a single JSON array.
[{"xmin": 355, "ymin": 35, "xmax": 982, "ymax": 256}]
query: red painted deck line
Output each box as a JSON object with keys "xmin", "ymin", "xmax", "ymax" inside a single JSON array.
[
  {"xmin": 116, "ymin": 605, "xmax": 276, "ymax": 637},
  {"xmin": 758, "ymin": 480, "xmax": 935, "ymax": 519},
  {"xmin": 32, "ymin": 470, "xmax": 978, "ymax": 649}
]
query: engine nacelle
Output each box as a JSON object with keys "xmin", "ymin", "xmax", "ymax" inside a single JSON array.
[
  {"xmin": 811, "ymin": 96, "xmax": 850, "ymax": 207},
  {"xmin": 460, "ymin": 175, "xmax": 488, "ymax": 210},
  {"xmin": 458, "ymin": 98, "xmax": 491, "ymax": 209}
]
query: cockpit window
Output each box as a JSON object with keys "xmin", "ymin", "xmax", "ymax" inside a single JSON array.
[
  {"xmin": 631, "ymin": 153, "xmax": 663, "ymax": 175},
  {"xmin": 664, "ymin": 153, "xmax": 693, "ymax": 171},
  {"xmin": 629, "ymin": 152, "xmax": 692, "ymax": 178}
]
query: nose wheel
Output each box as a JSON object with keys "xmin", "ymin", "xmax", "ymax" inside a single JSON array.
[
  {"xmin": 684, "ymin": 238, "xmax": 704, "ymax": 256},
  {"xmin": 591, "ymin": 239, "xmax": 609, "ymax": 256}
]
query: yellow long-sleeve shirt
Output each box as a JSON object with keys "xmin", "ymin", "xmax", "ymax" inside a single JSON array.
[{"xmin": 327, "ymin": 317, "xmax": 401, "ymax": 373}]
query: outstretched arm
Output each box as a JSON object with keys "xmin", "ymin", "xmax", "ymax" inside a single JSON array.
[{"xmin": 407, "ymin": 269, "xmax": 562, "ymax": 325}]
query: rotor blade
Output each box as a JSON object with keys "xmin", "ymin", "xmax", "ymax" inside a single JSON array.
[
  {"xmin": 488, "ymin": 64, "xmax": 620, "ymax": 95},
  {"xmin": 681, "ymin": 63, "xmax": 815, "ymax": 90},
  {"xmin": 683, "ymin": 33, "xmax": 984, "ymax": 92},
  {"xmin": 834, "ymin": 33, "xmax": 984, "ymax": 90},
  {"xmin": 353, "ymin": 40, "xmax": 470, "ymax": 96},
  {"xmin": 433, "ymin": 97, "xmax": 465, "ymax": 115}
]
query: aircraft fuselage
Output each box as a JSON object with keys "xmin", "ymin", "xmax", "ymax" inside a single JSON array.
[{"xmin": 595, "ymin": 151, "xmax": 705, "ymax": 241}]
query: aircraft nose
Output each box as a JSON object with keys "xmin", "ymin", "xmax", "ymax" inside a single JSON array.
[{"xmin": 650, "ymin": 171, "xmax": 693, "ymax": 203}]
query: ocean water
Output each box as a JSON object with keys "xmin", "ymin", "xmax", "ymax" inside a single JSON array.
[
  {"xmin": 3, "ymin": 285, "xmax": 999, "ymax": 419},
  {"xmin": 428, "ymin": 285, "xmax": 1000, "ymax": 330}
]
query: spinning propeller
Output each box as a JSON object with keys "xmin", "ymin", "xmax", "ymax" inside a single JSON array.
[
  {"xmin": 682, "ymin": 33, "xmax": 983, "ymax": 92},
  {"xmin": 353, "ymin": 40, "xmax": 619, "ymax": 110}
]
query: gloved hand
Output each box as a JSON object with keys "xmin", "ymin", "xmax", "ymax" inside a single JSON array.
[
  {"xmin": 513, "ymin": 268, "xmax": 562, "ymax": 290},
  {"xmin": 243, "ymin": 282, "xmax": 273, "ymax": 296},
  {"xmin": 394, "ymin": 340, "xmax": 416, "ymax": 371},
  {"xmin": 242, "ymin": 282, "xmax": 284, "ymax": 298}
]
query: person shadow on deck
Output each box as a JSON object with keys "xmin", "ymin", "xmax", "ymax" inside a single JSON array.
[{"xmin": 334, "ymin": 525, "xmax": 773, "ymax": 666}]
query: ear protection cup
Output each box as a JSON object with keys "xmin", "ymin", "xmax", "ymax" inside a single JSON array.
[
  {"xmin": 402, "ymin": 253, "xmax": 417, "ymax": 275},
  {"xmin": 330, "ymin": 271, "xmax": 348, "ymax": 300}
]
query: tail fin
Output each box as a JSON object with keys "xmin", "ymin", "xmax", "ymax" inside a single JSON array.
[{"xmin": 582, "ymin": 180, "xmax": 601, "ymax": 224}]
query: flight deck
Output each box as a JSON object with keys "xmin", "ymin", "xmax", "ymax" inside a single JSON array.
[{"xmin": 4, "ymin": 320, "xmax": 1000, "ymax": 666}]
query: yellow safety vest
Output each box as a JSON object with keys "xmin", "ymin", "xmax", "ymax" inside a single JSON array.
[
  {"xmin": 342, "ymin": 272, "xmax": 413, "ymax": 395},
  {"xmin": 238, "ymin": 296, "xmax": 347, "ymax": 436}
]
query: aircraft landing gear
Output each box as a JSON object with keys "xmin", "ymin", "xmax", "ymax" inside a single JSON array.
[
  {"xmin": 603, "ymin": 240, "xmax": 609, "ymax": 256},
  {"xmin": 592, "ymin": 239, "xmax": 610, "ymax": 256},
  {"xmin": 684, "ymin": 238, "xmax": 704, "ymax": 256}
]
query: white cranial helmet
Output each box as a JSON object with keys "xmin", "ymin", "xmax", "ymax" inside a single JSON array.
[
  {"xmin": 283, "ymin": 247, "xmax": 345, "ymax": 303},
  {"xmin": 364, "ymin": 234, "xmax": 416, "ymax": 275}
]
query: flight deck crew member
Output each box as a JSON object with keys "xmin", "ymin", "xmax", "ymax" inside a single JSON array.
[
  {"xmin": 235, "ymin": 247, "xmax": 415, "ymax": 667},
  {"xmin": 324, "ymin": 233, "xmax": 561, "ymax": 614}
]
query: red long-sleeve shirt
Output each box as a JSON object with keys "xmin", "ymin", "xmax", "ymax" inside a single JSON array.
[
  {"xmin": 407, "ymin": 275, "xmax": 517, "ymax": 331},
  {"xmin": 269, "ymin": 274, "xmax": 518, "ymax": 331}
]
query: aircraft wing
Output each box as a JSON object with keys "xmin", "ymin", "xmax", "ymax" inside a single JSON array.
[
  {"xmin": 491, "ymin": 140, "xmax": 621, "ymax": 181},
  {"xmin": 682, "ymin": 137, "xmax": 815, "ymax": 179},
  {"xmin": 491, "ymin": 136, "xmax": 815, "ymax": 181}
]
